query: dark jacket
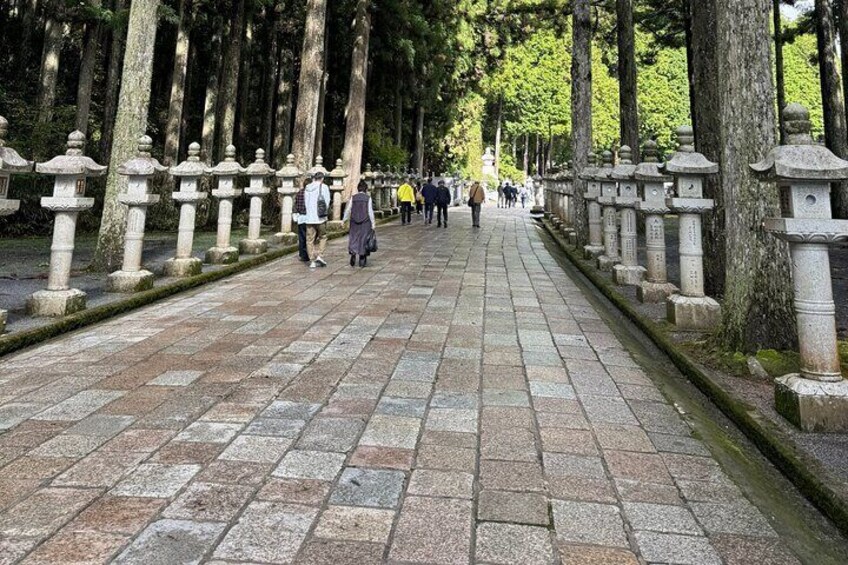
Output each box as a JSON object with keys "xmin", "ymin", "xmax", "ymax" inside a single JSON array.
[
  {"xmin": 421, "ymin": 183, "xmax": 438, "ymax": 204},
  {"xmin": 435, "ymin": 185, "xmax": 452, "ymax": 206}
]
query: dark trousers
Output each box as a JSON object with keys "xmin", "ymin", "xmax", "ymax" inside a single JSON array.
[
  {"xmin": 437, "ymin": 204, "xmax": 448, "ymax": 226},
  {"xmin": 401, "ymin": 202, "xmax": 413, "ymax": 224},
  {"xmin": 298, "ymin": 223, "xmax": 309, "ymax": 260},
  {"xmin": 424, "ymin": 203, "xmax": 435, "ymax": 223},
  {"xmin": 471, "ymin": 203, "xmax": 481, "ymax": 227}
]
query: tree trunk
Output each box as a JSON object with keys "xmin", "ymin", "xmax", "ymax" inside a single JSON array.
[
  {"xmin": 75, "ymin": 1, "xmax": 102, "ymax": 135},
  {"xmin": 35, "ymin": 7, "xmax": 64, "ymax": 141},
  {"xmin": 290, "ymin": 0, "xmax": 328, "ymax": 170},
  {"xmin": 262, "ymin": 2, "xmax": 280, "ymax": 157},
  {"xmin": 93, "ymin": 0, "xmax": 161, "ymax": 271},
  {"xmin": 163, "ymin": 0, "xmax": 191, "ymax": 165},
  {"xmin": 273, "ymin": 49, "xmax": 294, "ymax": 167},
  {"xmin": 414, "ymin": 104, "xmax": 425, "ymax": 174},
  {"xmin": 494, "ymin": 97, "xmax": 502, "ymax": 179},
  {"xmin": 100, "ymin": 0, "xmax": 126, "ymax": 162},
  {"xmin": 571, "ymin": 0, "xmax": 592, "ymax": 245},
  {"xmin": 341, "ymin": 0, "xmax": 371, "ymax": 199},
  {"xmin": 616, "ymin": 0, "xmax": 640, "ymax": 160},
  {"xmin": 815, "ymin": 0, "xmax": 848, "ymax": 218},
  {"xmin": 773, "ymin": 0, "xmax": 786, "ymax": 144},
  {"xmin": 712, "ymin": 0, "xmax": 796, "ymax": 351},
  {"xmin": 201, "ymin": 29, "xmax": 222, "ymax": 164},
  {"xmin": 314, "ymin": 70, "xmax": 328, "ymax": 159},
  {"xmin": 236, "ymin": 10, "xmax": 254, "ymax": 158},
  {"xmin": 840, "ymin": 0, "xmax": 848, "ymax": 145},
  {"xmin": 690, "ymin": 0, "xmax": 724, "ymax": 297},
  {"xmin": 523, "ymin": 132, "xmax": 529, "ymax": 176},
  {"xmin": 216, "ymin": 0, "xmax": 245, "ymax": 157},
  {"xmin": 395, "ymin": 81, "xmax": 403, "ymax": 146},
  {"xmin": 684, "ymin": 3, "xmax": 696, "ymax": 137}
]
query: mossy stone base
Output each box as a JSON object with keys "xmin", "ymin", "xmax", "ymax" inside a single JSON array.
[
  {"xmin": 239, "ymin": 238, "xmax": 268, "ymax": 255},
  {"xmin": 27, "ymin": 288, "xmax": 87, "ymax": 317},
  {"xmin": 206, "ymin": 246, "xmax": 239, "ymax": 265},
  {"xmin": 374, "ymin": 210, "xmax": 385, "ymax": 219},
  {"xmin": 775, "ymin": 374, "xmax": 848, "ymax": 432},
  {"xmin": 613, "ymin": 264, "xmax": 646, "ymax": 286},
  {"xmin": 107, "ymin": 270, "xmax": 155, "ymax": 293},
  {"xmin": 666, "ymin": 294, "xmax": 721, "ymax": 331},
  {"xmin": 638, "ymin": 281, "xmax": 679, "ymax": 303},
  {"xmin": 163, "ymin": 257, "xmax": 203, "ymax": 278},
  {"xmin": 584, "ymin": 245, "xmax": 604, "ymax": 259},
  {"xmin": 273, "ymin": 232, "xmax": 298, "ymax": 246},
  {"xmin": 597, "ymin": 255, "xmax": 620, "ymax": 272}
]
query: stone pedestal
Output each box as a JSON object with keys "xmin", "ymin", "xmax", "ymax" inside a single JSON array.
[
  {"xmin": 666, "ymin": 294, "xmax": 721, "ymax": 330},
  {"xmin": 240, "ymin": 149, "xmax": 275, "ymax": 255},
  {"xmin": 274, "ymin": 154, "xmax": 302, "ymax": 245},
  {"xmin": 597, "ymin": 198, "xmax": 620, "ymax": 271},
  {"xmin": 583, "ymin": 198, "xmax": 604, "ymax": 258},
  {"xmin": 165, "ymin": 142, "xmax": 207, "ymax": 278},
  {"xmin": 611, "ymin": 147, "xmax": 644, "ymax": 286},
  {"xmin": 774, "ymin": 375, "xmax": 848, "ymax": 432},
  {"xmin": 206, "ymin": 145, "xmax": 244, "ymax": 265},
  {"xmin": 27, "ymin": 288, "xmax": 87, "ymax": 317}
]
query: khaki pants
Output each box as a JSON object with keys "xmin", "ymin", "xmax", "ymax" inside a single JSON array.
[{"xmin": 307, "ymin": 223, "xmax": 327, "ymax": 261}]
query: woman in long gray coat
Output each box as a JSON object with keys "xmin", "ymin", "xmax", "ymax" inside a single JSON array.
[{"xmin": 343, "ymin": 180, "xmax": 376, "ymax": 267}]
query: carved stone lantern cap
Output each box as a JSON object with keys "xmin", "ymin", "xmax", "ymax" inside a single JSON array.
[
  {"xmin": 611, "ymin": 145, "xmax": 638, "ymax": 180},
  {"xmin": 119, "ymin": 135, "xmax": 168, "ymax": 177},
  {"xmin": 361, "ymin": 163, "xmax": 374, "ymax": 181},
  {"xmin": 751, "ymin": 103, "xmax": 848, "ymax": 181},
  {"xmin": 329, "ymin": 159, "xmax": 347, "ymax": 180},
  {"xmin": 662, "ymin": 126, "xmax": 718, "ymax": 175},
  {"xmin": 374, "ymin": 164, "xmax": 385, "ymax": 182},
  {"xmin": 0, "ymin": 115, "xmax": 34, "ymax": 173},
  {"xmin": 208, "ymin": 145, "xmax": 246, "ymax": 176},
  {"xmin": 579, "ymin": 150, "xmax": 600, "ymax": 181},
  {"xmin": 36, "ymin": 131, "xmax": 107, "ymax": 176},
  {"xmin": 635, "ymin": 139, "xmax": 672, "ymax": 182},
  {"xmin": 308, "ymin": 155, "xmax": 329, "ymax": 178},
  {"xmin": 245, "ymin": 148, "xmax": 276, "ymax": 176},
  {"xmin": 171, "ymin": 142, "xmax": 208, "ymax": 177},
  {"xmin": 276, "ymin": 153, "xmax": 303, "ymax": 179}
]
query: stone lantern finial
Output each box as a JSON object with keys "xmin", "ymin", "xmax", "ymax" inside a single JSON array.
[
  {"xmin": 66, "ymin": 130, "xmax": 86, "ymax": 155},
  {"xmin": 137, "ymin": 135, "xmax": 153, "ymax": 157},
  {"xmin": 601, "ymin": 150, "xmax": 614, "ymax": 168},
  {"xmin": 784, "ymin": 103, "xmax": 813, "ymax": 145},
  {"xmin": 675, "ymin": 126, "xmax": 695, "ymax": 153},
  {"xmin": 224, "ymin": 145, "xmax": 237, "ymax": 161},
  {"xmin": 255, "ymin": 148, "xmax": 266, "ymax": 162},
  {"xmin": 619, "ymin": 145, "xmax": 633, "ymax": 165},
  {"xmin": 187, "ymin": 142, "xmax": 201, "ymax": 161},
  {"xmin": 643, "ymin": 139, "xmax": 659, "ymax": 163}
]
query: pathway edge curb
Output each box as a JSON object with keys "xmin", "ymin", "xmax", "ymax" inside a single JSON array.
[{"xmin": 539, "ymin": 218, "xmax": 848, "ymax": 537}]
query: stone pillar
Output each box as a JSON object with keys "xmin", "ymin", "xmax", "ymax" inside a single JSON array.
[
  {"xmin": 240, "ymin": 149, "xmax": 275, "ymax": 254},
  {"xmin": 372, "ymin": 165, "xmax": 385, "ymax": 218},
  {"xmin": 164, "ymin": 142, "xmax": 207, "ymax": 277},
  {"xmin": 274, "ymin": 154, "xmax": 303, "ymax": 246},
  {"xmin": 662, "ymin": 126, "xmax": 721, "ymax": 330},
  {"xmin": 596, "ymin": 151, "xmax": 620, "ymax": 271},
  {"xmin": 327, "ymin": 159, "xmax": 347, "ymax": 232},
  {"xmin": 565, "ymin": 163, "xmax": 577, "ymax": 245},
  {"xmin": 611, "ymin": 146, "xmax": 646, "ymax": 286},
  {"xmin": 381, "ymin": 167, "xmax": 394, "ymax": 215},
  {"xmin": 0, "ymin": 116, "xmax": 34, "ymax": 331},
  {"xmin": 635, "ymin": 140, "xmax": 678, "ymax": 302},
  {"xmin": 107, "ymin": 135, "xmax": 165, "ymax": 293},
  {"xmin": 751, "ymin": 103, "xmax": 848, "ymax": 431},
  {"xmin": 28, "ymin": 131, "xmax": 106, "ymax": 316},
  {"xmin": 390, "ymin": 168, "xmax": 400, "ymax": 214},
  {"xmin": 206, "ymin": 145, "xmax": 245, "ymax": 264}
]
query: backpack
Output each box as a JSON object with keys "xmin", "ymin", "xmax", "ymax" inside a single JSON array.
[{"xmin": 317, "ymin": 188, "xmax": 328, "ymax": 218}]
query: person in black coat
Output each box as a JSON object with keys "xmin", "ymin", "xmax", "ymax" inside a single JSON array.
[
  {"xmin": 421, "ymin": 179, "xmax": 438, "ymax": 224},
  {"xmin": 435, "ymin": 181, "xmax": 452, "ymax": 228}
]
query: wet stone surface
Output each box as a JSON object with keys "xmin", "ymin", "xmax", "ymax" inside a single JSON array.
[{"xmin": 0, "ymin": 208, "xmax": 805, "ymax": 563}]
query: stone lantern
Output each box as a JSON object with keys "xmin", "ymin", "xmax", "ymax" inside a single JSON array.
[
  {"xmin": 543, "ymin": 170, "xmax": 556, "ymax": 221},
  {"xmin": 373, "ymin": 165, "xmax": 385, "ymax": 218},
  {"xmin": 611, "ymin": 146, "xmax": 645, "ymax": 286},
  {"xmin": 662, "ymin": 125, "xmax": 721, "ymax": 330},
  {"xmin": 580, "ymin": 152, "xmax": 605, "ymax": 258},
  {"xmin": 165, "ymin": 142, "xmax": 207, "ymax": 277},
  {"xmin": 635, "ymin": 139, "xmax": 678, "ymax": 303},
  {"xmin": 382, "ymin": 166, "xmax": 394, "ymax": 216},
  {"xmin": 565, "ymin": 162, "xmax": 577, "ymax": 244},
  {"xmin": 327, "ymin": 159, "xmax": 347, "ymax": 232},
  {"xmin": 751, "ymin": 103, "xmax": 848, "ymax": 432},
  {"xmin": 0, "ymin": 116, "xmax": 34, "ymax": 332},
  {"xmin": 596, "ymin": 151, "xmax": 620, "ymax": 271},
  {"xmin": 274, "ymin": 154, "xmax": 302, "ymax": 246},
  {"xmin": 390, "ymin": 167, "xmax": 400, "ymax": 214},
  {"xmin": 240, "ymin": 148, "xmax": 275, "ymax": 255},
  {"xmin": 107, "ymin": 135, "xmax": 166, "ymax": 293},
  {"xmin": 28, "ymin": 131, "xmax": 106, "ymax": 316},
  {"xmin": 206, "ymin": 145, "xmax": 244, "ymax": 264}
]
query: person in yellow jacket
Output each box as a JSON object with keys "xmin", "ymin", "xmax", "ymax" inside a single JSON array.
[{"xmin": 397, "ymin": 178, "xmax": 416, "ymax": 225}]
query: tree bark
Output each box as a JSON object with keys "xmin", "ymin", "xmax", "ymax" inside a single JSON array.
[
  {"xmin": 273, "ymin": 49, "xmax": 294, "ymax": 167},
  {"xmin": 216, "ymin": 0, "xmax": 245, "ymax": 156},
  {"xmin": 494, "ymin": 97, "xmax": 502, "ymax": 179},
  {"xmin": 201, "ymin": 29, "xmax": 222, "ymax": 164},
  {"xmin": 93, "ymin": 0, "xmax": 161, "ymax": 271},
  {"xmin": 571, "ymin": 0, "xmax": 592, "ymax": 245},
  {"xmin": 414, "ymin": 104, "xmax": 425, "ymax": 174},
  {"xmin": 35, "ymin": 6, "xmax": 64, "ymax": 140},
  {"xmin": 815, "ymin": 0, "xmax": 848, "ymax": 218},
  {"xmin": 314, "ymin": 70, "xmax": 328, "ymax": 159},
  {"xmin": 75, "ymin": 1, "xmax": 102, "ymax": 135},
  {"xmin": 100, "ymin": 0, "xmax": 126, "ymax": 162},
  {"xmin": 712, "ymin": 0, "xmax": 796, "ymax": 351},
  {"xmin": 263, "ymin": 3, "xmax": 280, "ymax": 157},
  {"xmin": 523, "ymin": 132, "xmax": 529, "ymax": 176},
  {"xmin": 290, "ymin": 0, "xmax": 328, "ymax": 170},
  {"xmin": 616, "ymin": 0, "xmax": 640, "ymax": 160},
  {"xmin": 395, "ymin": 81, "xmax": 403, "ymax": 146},
  {"xmin": 163, "ymin": 0, "xmax": 191, "ymax": 165},
  {"xmin": 773, "ymin": 0, "xmax": 786, "ymax": 144},
  {"xmin": 341, "ymin": 0, "xmax": 371, "ymax": 199},
  {"xmin": 236, "ymin": 9, "xmax": 254, "ymax": 158}
]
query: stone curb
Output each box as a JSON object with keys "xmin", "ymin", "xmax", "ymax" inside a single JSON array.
[
  {"xmin": 539, "ymin": 218, "xmax": 848, "ymax": 537},
  {"xmin": 0, "ymin": 214, "xmax": 399, "ymax": 359}
]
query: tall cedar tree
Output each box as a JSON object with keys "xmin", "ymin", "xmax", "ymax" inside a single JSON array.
[
  {"xmin": 341, "ymin": 0, "xmax": 372, "ymax": 199},
  {"xmin": 291, "ymin": 0, "xmax": 328, "ymax": 170},
  {"xmin": 571, "ymin": 0, "xmax": 593, "ymax": 244}
]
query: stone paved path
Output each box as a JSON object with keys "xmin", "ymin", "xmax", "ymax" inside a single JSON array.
[{"xmin": 0, "ymin": 208, "xmax": 800, "ymax": 564}]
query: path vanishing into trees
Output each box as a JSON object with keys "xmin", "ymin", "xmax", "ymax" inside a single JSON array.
[{"xmin": 0, "ymin": 208, "xmax": 846, "ymax": 564}]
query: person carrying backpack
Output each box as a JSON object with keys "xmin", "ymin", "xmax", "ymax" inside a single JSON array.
[
  {"xmin": 343, "ymin": 180, "xmax": 376, "ymax": 267},
  {"xmin": 303, "ymin": 171, "xmax": 331, "ymax": 269},
  {"xmin": 435, "ymin": 180, "xmax": 452, "ymax": 228}
]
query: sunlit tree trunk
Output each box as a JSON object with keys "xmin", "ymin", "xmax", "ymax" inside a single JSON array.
[
  {"xmin": 291, "ymin": 0, "xmax": 328, "ymax": 170},
  {"xmin": 236, "ymin": 9, "xmax": 254, "ymax": 158},
  {"xmin": 773, "ymin": 0, "xmax": 786, "ymax": 144},
  {"xmin": 75, "ymin": 1, "xmax": 102, "ymax": 135},
  {"xmin": 263, "ymin": 2, "xmax": 280, "ymax": 157},
  {"xmin": 93, "ymin": 0, "xmax": 161, "ymax": 271},
  {"xmin": 164, "ymin": 0, "xmax": 191, "ymax": 165},
  {"xmin": 216, "ymin": 0, "xmax": 245, "ymax": 154},
  {"xmin": 201, "ymin": 29, "xmax": 222, "ymax": 164},
  {"xmin": 414, "ymin": 104, "xmax": 425, "ymax": 173},
  {"xmin": 100, "ymin": 0, "xmax": 126, "ymax": 162},
  {"xmin": 35, "ymin": 4, "xmax": 65, "ymax": 155},
  {"xmin": 273, "ymin": 49, "xmax": 294, "ymax": 167},
  {"xmin": 571, "ymin": 0, "xmax": 592, "ymax": 244},
  {"xmin": 494, "ymin": 97, "xmax": 502, "ymax": 179},
  {"xmin": 395, "ymin": 81, "xmax": 403, "ymax": 146},
  {"xmin": 616, "ymin": 0, "xmax": 640, "ymax": 160},
  {"xmin": 341, "ymin": 0, "xmax": 371, "ymax": 199}
]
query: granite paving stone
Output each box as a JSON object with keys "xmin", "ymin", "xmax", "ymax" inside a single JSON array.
[
  {"xmin": 213, "ymin": 501, "xmax": 318, "ymax": 563},
  {"xmin": 114, "ymin": 519, "xmax": 227, "ymax": 565},
  {"xmin": 477, "ymin": 490, "xmax": 549, "ymax": 525},
  {"xmin": 273, "ymin": 450, "xmax": 346, "ymax": 481},
  {"xmin": 408, "ymin": 469, "xmax": 474, "ymax": 499},
  {"xmin": 313, "ymin": 505, "xmax": 396, "ymax": 543},
  {"xmin": 474, "ymin": 522, "xmax": 555, "ymax": 565},
  {"xmin": 389, "ymin": 496, "xmax": 472, "ymax": 564},
  {"xmin": 329, "ymin": 467, "xmax": 406, "ymax": 508},
  {"xmin": 634, "ymin": 531, "xmax": 722, "ymax": 565}
]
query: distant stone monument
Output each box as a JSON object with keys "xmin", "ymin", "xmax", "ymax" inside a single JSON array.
[{"xmin": 482, "ymin": 147, "xmax": 496, "ymax": 181}]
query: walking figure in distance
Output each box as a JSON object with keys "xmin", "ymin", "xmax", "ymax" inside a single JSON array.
[
  {"xmin": 436, "ymin": 180, "xmax": 451, "ymax": 228},
  {"xmin": 422, "ymin": 177, "xmax": 438, "ymax": 224},
  {"xmin": 344, "ymin": 180, "xmax": 376, "ymax": 267},
  {"xmin": 398, "ymin": 177, "xmax": 416, "ymax": 225},
  {"xmin": 303, "ymin": 170, "xmax": 331, "ymax": 269},
  {"xmin": 468, "ymin": 181, "xmax": 485, "ymax": 228}
]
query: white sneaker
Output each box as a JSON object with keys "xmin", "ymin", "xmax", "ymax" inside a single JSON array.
[
  {"xmin": 309, "ymin": 261, "xmax": 317, "ymax": 269},
  {"xmin": 316, "ymin": 257, "xmax": 327, "ymax": 267}
]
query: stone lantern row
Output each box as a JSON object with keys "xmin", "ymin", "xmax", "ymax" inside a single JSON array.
[{"xmin": 544, "ymin": 104, "xmax": 848, "ymax": 433}]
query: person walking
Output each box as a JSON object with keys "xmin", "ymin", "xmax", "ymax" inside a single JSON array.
[
  {"xmin": 303, "ymin": 170, "xmax": 331, "ymax": 269},
  {"xmin": 468, "ymin": 181, "xmax": 485, "ymax": 228},
  {"xmin": 421, "ymin": 178, "xmax": 438, "ymax": 224},
  {"xmin": 343, "ymin": 180, "xmax": 376, "ymax": 267},
  {"xmin": 435, "ymin": 180, "xmax": 451, "ymax": 228},
  {"xmin": 497, "ymin": 182, "xmax": 505, "ymax": 208},
  {"xmin": 398, "ymin": 177, "xmax": 416, "ymax": 225},
  {"xmin": 294, "ymin": 179, "xmax": 310, "ymax": 262},
  {"xmin": 415, "ymin": 182, "xmax": 424, "ymax": 215},
  {"xmin": 519, "ymin": 185, "xmax": 528, "ymax": 208}
]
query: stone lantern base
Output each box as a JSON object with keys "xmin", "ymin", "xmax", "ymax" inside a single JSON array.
[
  {"xmin": 775, "ymin": 374, "xmax": 848, "ymax": 432},
  {"xmin": 567, "ymin": 232, "xmax": 578, "ymax": 246},
  {"xmin": 392, "ymin": 207, "xmax": 400, "ymax": 215},
  {"xmin": 239, "ymin": 238, "xmax": 268, "ymax": 255},
  {"xmin": 27, "ymin": 288, "xmax": 86, "ymax": 317},
  {"xmin": 666, "ymin": 294, "xmax": 721, "ymax": 331},
  {"xmin": 107, "ymin": 269, "xmax": 155, "ymax": 293},
  {"xmin": 374, "ymin": 210, "xmax": 385, "ymax": 220},
  {"xmin": 206, "ymin": 246, "xmax": 239, "ymax": 265},
  {"xmin": 637, "ymin": 281, "xmax": 679, "ymax": 304},
  {"xmin": 273, "ymin": 232, "xmax": 299, "ymax": 246},
  {"xmin": 613, "ymin": 265, "xmax": 646, "ymax": 286},
  {"xmin": 326, "ymin": 220, "xmax": 346, "ymax": 234},
  {"xmin": 533, "ymin": 206, "xmax": 546, "ymax": 217},
  {"xmin": 164, "ymin": 257, "xmax": 203, "ymax": 278},
  {"xmin": 0, "ymin": 309, "xmax": 7, "ymax": 334},
  {"xmin": 583, "ymin": 245, "xmax": 605, "ymax": 259},
  {"xmin": 597, "ymin": 255, "xmax": 620, "ymax": 272}
]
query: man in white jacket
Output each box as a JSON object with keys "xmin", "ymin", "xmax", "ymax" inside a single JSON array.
[{"xmin": 303, "ymin": 171, "xmax": 332, "ymax": 268}]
